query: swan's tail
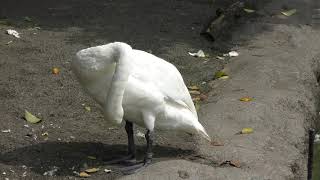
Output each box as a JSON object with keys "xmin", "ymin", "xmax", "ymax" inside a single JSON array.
[{"xmin": 194, "ymin": 121, "xmax": 211, "ymax": 142}]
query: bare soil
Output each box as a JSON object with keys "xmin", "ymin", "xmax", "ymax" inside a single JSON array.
[{"xmin": 0, "ymin": 0, "xmax": 319, "ymax": 179}]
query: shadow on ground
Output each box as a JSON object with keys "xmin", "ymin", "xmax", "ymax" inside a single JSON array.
[{"xmin": 0, "ymin": 142, "xmax": 193, "ymax": 176}]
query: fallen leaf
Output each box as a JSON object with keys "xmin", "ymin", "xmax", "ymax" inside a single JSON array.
[
  {"xmin": 239, "ymin": 97, "xmax": 253, "ymax": 102},
  {"xmin": 281, "ymin": 9, "xmax": 297, "ymax": 16},
  {"xmin": 25, "ymin": 110, "xmax": 42, "ymax": 124},
  {"xmin": 104, "ymin": 169, "xmax": 112, "ymax": 173},
  {"xmin": 41, "ymin": 132, "xmax": 48, "ymax": 136},
  {"xmin": 216, "ymin": 56, "xmax": 225, "ymax": 60},
  {"xmin": 199, "ymin": 94, "xmax": 208, "ymax": 101},
  {"xmin": 188, "ymin": 85, "xmax": 199, "ymax": 90},
  {"xmin": 243, "ymin": 8, "xmax": 255, "ymax": 13},
  {"xmin": 218, "ymin": 75, "xmax": 229, "ymax": 80},
  {"xmin": 214, "ymin": 71, "xmax": 228, "ymax": 79},
  {"xmin": 85, "ymin": 168, "xmax": 99, "ymax": 173},
  {"xmin": 87, "ymin": 156, "xmax": 96, "ymax": 160},
  {"xmin": 84, "ymin": 106, "xmax": 91, "ymax": 112},
  {"xmin": 52, "ymin": 67, "xmax": 60, "ymax": 75},
  {"xmin": 1, "ymin": 129, "xmax": 11, "ymax": 133},
  {"xmin": 79, "ymin": 172, "xmax": 90, "ymax": 177},
  {"xmin": 6, "ymin": 41, "xmax": 13, "ymax": 45},
  {"xmin": 228, "ymin": 51, "xmax": 239, "ymax": 57},
  {"xmin": 229, "ymin": 160, "xmax": 241, "ymax": 168},
  {"xmin": 241, "ymin": 127, "xmax": 253, "ymax": 134},
  {"xmin": 6, "ymin": 29, "xmax": 20, "ymax": 38},
  {"xmin": 210, "ymin": 140, "xmax": 224, "ymax": 146},
  {"xmin": 188, "ymin": 50, "xmax": 206, "ymax": 58},
  {"xmin": 192, "ymin": 97, "xmax": 201, "ymax": 102},
  {"xmin": 189, "ymin": 90, "xmax": 201, "ymax": 95}
]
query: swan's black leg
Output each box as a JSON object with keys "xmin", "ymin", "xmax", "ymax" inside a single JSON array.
[
  {"xmin": 104, "ymin": 121, "xmax": 136, "ymax": 165},
  {"xmin": 125, "ymin": 121, "xmax": 136, "ymax": 163},
  {"xmin": 144, "ymin": 130, "xmax": 153, "ymax": 165},
  {"xmin": 121, "ymin": 130, "xmax": 154, "ymax": 175}
]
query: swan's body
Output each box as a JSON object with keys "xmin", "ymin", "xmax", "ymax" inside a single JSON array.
[{"xmin": 72, "ymin": 42, "xmax": 210, "ymax": 173}]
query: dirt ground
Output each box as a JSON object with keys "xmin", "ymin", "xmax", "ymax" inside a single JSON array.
[{"xmin": 0, "ymin": 0, "xmax": 319, "ymax": 179}]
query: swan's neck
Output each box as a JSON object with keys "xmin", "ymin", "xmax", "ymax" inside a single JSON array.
[{"xmin": 103, "ymin": 43, "xmax": 132, "ymax": 124}]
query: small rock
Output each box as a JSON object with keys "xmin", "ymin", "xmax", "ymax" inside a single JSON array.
[{"xmin": 178, "ymin": 170, "xmax": 190, "ymax": 179}]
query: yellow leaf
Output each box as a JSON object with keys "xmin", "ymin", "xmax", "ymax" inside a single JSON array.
[
  {"xmin": 79, "ymin": 172, "xmax": 90, "ymax": 177},
  {"xmin": 188, "ymin": 85, "xmax": 199, "ymax": 90},
  {"xmin": 219, "ymin": 76, "xmax": 229, "ymax": 80},
  {"xmin": 239, "ymin": 97, "xmax": 253, "ymax": 102},
  {"xmin": 243, "ymin": 8, "xmax": 255, "ymax": 13},
  {"xmin": 25, "ymin": 110, "xmax": 41, "ymax": 124},
  {"xmin": 214, "ymin": 71, "xmax": 228, "ymax": 79},
  {"xmin": 189, "ymin": 90, "xmax": 201, "ymax": 95},
  {"xmin": 52, "ymin": 67, "xmax": 60, "ymax": 75},
  {"xmin": 84, "ymin": 106, "xmax": 91, "ymax": 112},
  {"xmin": 281, "ymin": 9, "xmax": 297, "ymax": 16},
  {"xmin": 85, "ymin": 168, "xmax": 99, "ymax": 173},
  {"xmin": 241, "ymin": 128, "xmax": 253, "ymax": 134}
]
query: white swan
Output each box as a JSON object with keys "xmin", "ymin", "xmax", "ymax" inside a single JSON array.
[{"xmin": 72, "ymin": 42, "xmax": 210, "ymax": 173}]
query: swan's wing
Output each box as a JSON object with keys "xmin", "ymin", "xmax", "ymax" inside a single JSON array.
[{"xmin": 131, "ymin": 50, "xmax": 197, "ymax": 118}]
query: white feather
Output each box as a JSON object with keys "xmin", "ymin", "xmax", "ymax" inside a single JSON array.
[{"xmin": 72, "ymin": 42, "xmax": 210, "ymax": 141}]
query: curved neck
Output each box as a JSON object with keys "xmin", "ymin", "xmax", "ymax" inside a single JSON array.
[{"xmin": 104, "ymin": 42, "xmax": 132, "ymax": 124}]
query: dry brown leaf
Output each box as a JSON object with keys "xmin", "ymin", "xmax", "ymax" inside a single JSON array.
[
  {"xmin": 229, "ymin": 160, "xmax": 241, "ymax": 168},
  {"xmin": 281, "ymin": 9, "xmax": 297, "ymax": 16},
  {"xmin": 210, "ymin": 140, "xmax": 224, "ymax": 146},
  {"xmin": 85, "ymin": 168, "xmax": 99, "ymax": 173},
  {"xmin": 52, "ymin": 67, "xmax": 60, "ymax": 75},
  {"xmin": 199, "ymin": 94, "xmax": 208, "ymax": 101},
  {"xmin": 220, "ymin": 160, "xmax": 241, "ymax": 168},
  {"xmin": 188, "ymin": 85, "xmax": 200, "ymax": 90},
  {"xmin": 192, "ymin": 97, "xmax": 201, "ymax": 102},
  {"xmin": 79, "ymin": 172, "xmax": 90, "ymax": 177},
  {"xmin": 189, "ymin": 90, "xmax": 201, "ymax": 95}
]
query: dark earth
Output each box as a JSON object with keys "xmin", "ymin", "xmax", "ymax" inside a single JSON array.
[{"xmin": 0, "ymin": 0, "xmax": 319, "ymax": 179}]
